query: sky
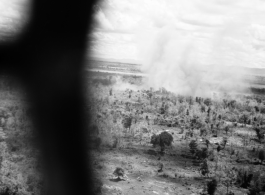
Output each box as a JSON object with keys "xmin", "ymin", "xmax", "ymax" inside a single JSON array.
[
  {"xmin": 1, "ymin": 0, "xmax": 263, "ymax": 94},
  {"xmin": 1, "ymin": 0, "xmax": 265, "ymax": 69},
  {"xmin": 91, "ymin": 0, "xmax": 265, "ymax": 69}
]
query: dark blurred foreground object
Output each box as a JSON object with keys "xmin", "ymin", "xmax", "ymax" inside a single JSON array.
[{"xmin": 0, "ymin": 0, "xmax": 97, "ymax": 195}]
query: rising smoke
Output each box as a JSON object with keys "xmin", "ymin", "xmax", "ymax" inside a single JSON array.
[
  {"xmin": 133, "ymin": 0, "xmax": 265, "ymax": 98},
  {"xmin": 92, "ymin": 0, "xmax": 265, "ymax": 97},
  {"xmin": 136, "ymin": 23, "xmax": 250, "ymax": 98}
]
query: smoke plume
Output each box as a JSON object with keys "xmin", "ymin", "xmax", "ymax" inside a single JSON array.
[{"xmin": 136, "ymin": 23, "xmax": 250, "ymax": 97}]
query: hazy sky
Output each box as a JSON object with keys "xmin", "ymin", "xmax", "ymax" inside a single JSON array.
[
  {"xmin": 1, "ymin": 0, "xmax": 265, "ymax": 68},
  {"xmin": 92, "ymin": 0, "xmax": 265, "ymax": 68}
]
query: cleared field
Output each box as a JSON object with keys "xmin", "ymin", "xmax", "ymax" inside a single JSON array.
[{"xmin": 88, "ymin": 74, "xmax": 265, "ymax": 195}]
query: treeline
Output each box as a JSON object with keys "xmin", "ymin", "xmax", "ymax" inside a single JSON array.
[{"xmin": 250, "ymin": 87, "xmax": 265, "ymax": 95}]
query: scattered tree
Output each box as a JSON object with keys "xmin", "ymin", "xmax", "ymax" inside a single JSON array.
[
  {"xmin": 236, "ymin": 168, "xmax": 253, "ymax": 188},
  {"xmin": 189, "ymin": 140, "xmax": 198, "ymax": 155},
  {"xmin": 217, "ymin": 144, "xmax": 222, "ymax": 152},
  {"xmin": 207, "ymin": 178, "xmax": 217, "ymax": 195},
  {"xmin": 200, "ymin": 160, "xmax": 209, "ymax": 177},
  {"xmin": 151, "ymin": 131, "xmax": 173, "ymax": 153},
  {"xmin": 204, "ymin": 98, "xmax": 212, "ymax": 107},
  {"xmin": 122, "ymin": 115, "xmax": 132, "ymax": 133},
  {"xmin": 158, "ymin": 162, "xmax": 163, "ymax": 172},
  {"xmin": 205, "ymin": 139, "xmax": 210, "ymax": 149},
  {"xmin": 113, "ymin": 167, "xmax": 125, "ymax": 180},
  {"xmin": 225, "ymin": 126, "xmax": 229, "ymax": 135},
  {"xmin": 258, "ymin": 150, "xmax": 265, "ymax": 163},
  {"xmin": 221, "ymin": 137, "xmax": 228, "ymax": 149}
]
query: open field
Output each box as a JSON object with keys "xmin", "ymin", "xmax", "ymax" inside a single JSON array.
[
  {"xmin": 88, "ymin": 73, "xmax": 265, "ymax": 195},
  {"xmin": 1, "ymin": 70, "xmax": 265, "ymax": 195}
]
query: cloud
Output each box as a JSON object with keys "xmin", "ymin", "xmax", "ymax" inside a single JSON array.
[{"xmin": 92, "ymin": 0, "xmax": 265, "ymax": 70}]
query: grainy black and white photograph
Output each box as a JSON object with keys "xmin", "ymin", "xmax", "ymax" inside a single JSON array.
[
  {"xmin": 2, "ymin": 0, "xmax": 265, "ymax": 195},
  {"xmin": 88, "ymin": 1, "xmax": 265, "ymax": 195}
]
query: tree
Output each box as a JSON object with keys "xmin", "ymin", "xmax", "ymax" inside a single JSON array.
[
  {"xmin": 217, "ymin": 144, "xmax": 221, "ymax": 152},
  {"xmin": 223, "ymin": 99, "xmax": 228, "ymax": 108},
  {"xmin": 230, "ymin": 100, "xmax": 237, "ymax": 109},
  {"xmin": 200, "ymin": 160, "xmax": 209, "ymax": 177},
  {"xmin": 151, "ymin": 131, "xmax": 173, "ymax": 153},
  {"xmin": 221, "ymin": 137, "xmax": 228, "ymax": 149},
  {"xmin": 200, "ymin": 128, "xmax": 207, "ymax": 137},
  {"xmin": 201, "ymin": 148, "xmax": 208, "ymax": 159},
  {"xmin": 258, "ymin": 150, "xmax": 265, "ymax": 163},
  {"xmin": 205, "ymin": 139, "xmax": 210, "ymax": 149},
  {"xmin": 248, "ymin": 173, "xmax": 265, "ymax": 195},
  {"xmin": 207, "ymin": 107, "xmax": 211, "ymax": 116},
  {"xmin": 113, "ymin": 167, "xmax": 125, "ymax": 180},
  {"xmin": 186, "ymin": 109, "xmax": 189, "ymax": 116},
  {"xmin": 160, "ymin": 107, "xmax": 165, "ymax": 115},
  {"xmin": 236, "ymin": 168, "xmax": 253, "ymax": 188},
  {"xmin": 210, "ymin": 124, "xmax": 214, "ymax": 131},
  {"xmin": 189, "ymin": 140, "xmax": 198, "ymax": 155},
  {"xmin": 158, "ymin": 163, "xmax": 163, "ymax": 172},
  {"xmin": 196, "ymin": 148, "xmax": 208, "ymax": 160},
  {"xmin": 196, "ymin": 97, "xmax": 198, "ymax": 103},
  {"xmin": 254, "ymin": 126, "xmax": 263, "ymax": 143},
  {"xmin": 201, "ymin": 105, "xmax": 206, "ymax": 113},
  {"xmin": 148, "ymin": 92, "xmax": 152, "ymax": 99},
  {"xmin": 223, "ymin": 166, "xmax": 237, "ymax": 195},
  {"xmin": 207, "ymin": 178, "xmax": 217, "ymax": 195},
  {"xmin": 224, "ymin": 126, "xmax": 229, "ymax": 135},
  {"xmin": 123, "ymin": 116, "xmax": 132, "ymax": 133},
  {"xmin": 204, "ymin": 98, "xmax": 212, "ymax": 106},
  {"xmin": 137, "ymin": 97, "xmax": 141, "ymax": 103},
  {"xmin": 112, "ymin": 136, "xmax": 119, "ymax": 148},
  {"xmin": 238, "ymin": 111, "xmax": 250, "ymax": 126}
]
